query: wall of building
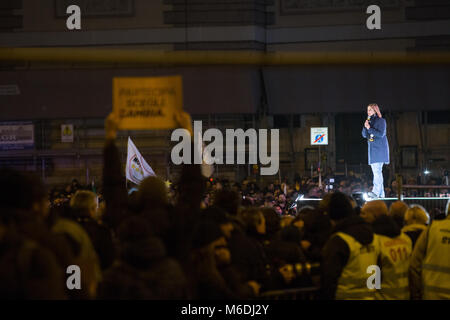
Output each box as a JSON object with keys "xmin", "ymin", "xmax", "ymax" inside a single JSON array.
[
  {"xmin": 2, "ymin": 111, "xmax": 447, "ymax": 188},
  {"xmin": 22, "ymin": 0, "xmax": 168, "ymax": 31},
  {"xmin": 273, "ymin": 0, "xmax": 408, "ymax": 28},
  {"xmin": 1, "ymin": 0, "xmax": 449, "ymax": 188}
]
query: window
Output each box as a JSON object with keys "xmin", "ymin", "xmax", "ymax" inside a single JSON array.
[{"xmin": 400, "ymin": 146, "xmax": 418, "ymax": 168}]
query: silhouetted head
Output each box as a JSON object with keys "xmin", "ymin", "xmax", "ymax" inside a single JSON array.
[
  {"xmin": 261, "ymin": 207, "xmax": 281, "ymax": 239},
  {"xmin": 239, "ymin": 207, "xmax": 266, "ymax": 236},
  {"xmin": 361, "ymin": 200, "xmax": 388, "ymax": 223},
  {"xmin": 0, "ymin": 168, "xmax": 48, "ymax": 223},
  {"xmin": 70, "ymin": 190, "xmax": 98, "ymax": 219},
  {"xmin": 404, "ymin": 205, "xmax": 430, "ymax": 226},
  {"xmin": 319, "ymin": 192, "xmax": 354, "ymax": 222},
  {"xmin": 137, "ymin": 176, "xmax": 168, "ymax": 209},
  {"xmin": 389, "ymin": 201, "xmax": 409, "ymax": 228},
  {"xmin": 212, "ymin": 190, "xmax": 241, "ymax": 216}
]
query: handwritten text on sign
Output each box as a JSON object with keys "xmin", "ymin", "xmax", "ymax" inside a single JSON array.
[{"xmin": 113, "ymin": 76, "xmax": 183, "ymax": 130}]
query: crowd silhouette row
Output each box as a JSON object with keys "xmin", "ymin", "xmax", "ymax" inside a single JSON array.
[{"xmin": 0, "ymin": 131, "xmax": 449, "ymax": 300}]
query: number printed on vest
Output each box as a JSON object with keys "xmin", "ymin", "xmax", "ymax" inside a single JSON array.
[
  {"xmin": 389, "ymin": 247, "xmax": 409, "ymax": 262},
  {"xmin": 442, "ymin": 236, "xmax": 450, "ymax": 244}
]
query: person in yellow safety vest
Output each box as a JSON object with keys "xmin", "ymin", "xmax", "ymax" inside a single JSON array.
[
  {"xmin": 320, "ymin": 192, "xmax": 380, "ymax": 300},
  {"xmin": 361, "ymin": 200, "xmax": 412, "ymax": 300},
  {"xmin": 402, "ymin": 205, "xmax": 429, "ymax": 248},
  {"xmin": 409, "ymin": 200, "xmax": 450, "ymax": 299}
]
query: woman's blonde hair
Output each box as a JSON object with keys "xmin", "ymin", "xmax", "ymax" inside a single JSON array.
[
  {"xmin": 404, "ymin": 205, "xmax": 430, "ymax": 225},
  {"xmin": 368, "ymin": 103, "xmax": 382, "ymax": 118}
]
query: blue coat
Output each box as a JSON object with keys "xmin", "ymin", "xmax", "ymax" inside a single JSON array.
[{"xmin": 362, "ymin": 116, "xmax": 390, "ymax": 165}]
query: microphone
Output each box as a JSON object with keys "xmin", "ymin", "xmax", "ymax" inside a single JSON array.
[{"xmin": 366, "ymin": 116, "xmax": 374, "ymax": 141}]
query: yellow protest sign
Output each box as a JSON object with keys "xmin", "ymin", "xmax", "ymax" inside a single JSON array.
[{"xmin": 113, "ymin": 75, "xmax": 183, "ymax": 130}]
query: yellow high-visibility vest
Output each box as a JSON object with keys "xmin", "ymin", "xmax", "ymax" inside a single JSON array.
[
  {"xmin": 375, "ymin": 233, "xmax": 412, "ymax": 300},
  {"xmin": 335, "ymin": 232, "xmax": 380, "ymax": 300},
  {"xmin": 422, "ymin": 217, "xmax": 450, "ymax": 300}
]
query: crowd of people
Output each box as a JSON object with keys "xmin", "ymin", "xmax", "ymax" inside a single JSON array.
[
  {"xmin": 47, "ymin": 170, "xmax": 449, "ymax": 219},
  {"xmin": 0, "ymin": 119, "xmax": 449, "ymax": 300}
]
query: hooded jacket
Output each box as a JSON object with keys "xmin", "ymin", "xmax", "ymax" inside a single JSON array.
[
  {"xmin": 320, "ymin": 215, "xmax": 374, "ymax": 299},
  {"xmin": 362, "ymin": 115, "xmax": 389, "ymax": 164}
]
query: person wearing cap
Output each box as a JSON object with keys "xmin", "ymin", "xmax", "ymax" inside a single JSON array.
[{"xmin": 320, "ymin": 192, "xmax": 380, "ymax": 300}]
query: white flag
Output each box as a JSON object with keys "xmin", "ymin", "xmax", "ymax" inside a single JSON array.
[{"xmin": 126, "ymin": 137, "xmax": 156, "ymax": 185}]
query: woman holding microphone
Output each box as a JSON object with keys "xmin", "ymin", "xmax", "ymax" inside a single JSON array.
[{"xmin": 362, "ymin": 103, "xmax": 389, "ymax": 199}]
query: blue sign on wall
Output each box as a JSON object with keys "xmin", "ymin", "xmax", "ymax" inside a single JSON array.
[{"xmin": 0, "ymin": 122, "xmax": 35, "ymax": 151}]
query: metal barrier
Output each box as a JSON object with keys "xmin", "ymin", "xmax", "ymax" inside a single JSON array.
[
  {"xmin": 402, "ymin": 185, "xmax": 450, "ymax": 197},
  {"xmin": 397, "ymin": 185, "xmax": 450, "ymax": 215},
  {"xmin": 295, "ymin": 192, "xmax": 449, "ymax": 216},
  {"xmin": 259, "ymin": 287, "xmax": 319, "ymax": 300},
  {"xmin": 382, "ymin": 197, "xmax": 449, "ymax": 217}
]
